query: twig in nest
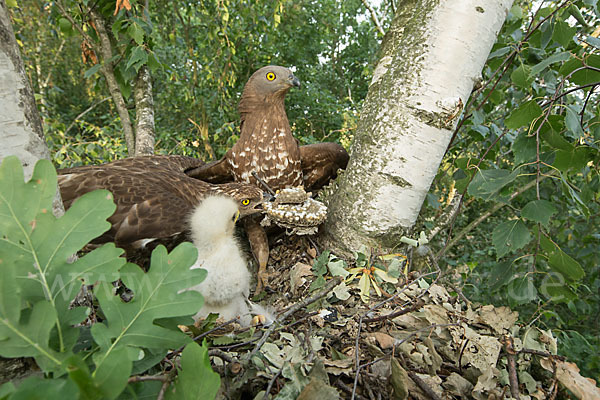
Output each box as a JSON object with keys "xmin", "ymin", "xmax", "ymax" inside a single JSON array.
[
  {"xmin": 458, "ymin": 338, "xmax": 469, "ymax": 373},
  {"xmin": 263, "ymin": 364, "xmax": 284, "ymax": 400},
  {"xmin": 354, "ymin": 270, "xmax": 440, "ymax": 370},
  {"xmin": 335, "ymin": 379, "xmax": 368, "ymax": 400},
  {"xmin": 502, "ymin": 335, "xmax": 521, "ymax": 400},
  {"xmin": 282, "ymin": 310, "xmax": 319, "ymax": 330},
  {"xmin": 405, "ymin": 368, "xmax": 442, "ymax": 400},
  {"xmin": 351, "ymin": 271, "xmax": 441, "ymax": 399},
  {"xmin": 351, "ymin": 323, "xmax": 459, "ymax": 400},
  {"xmin": 212, "ymin": 337, "xmax": 260, "ymax": 351},
  {"xmin": 168, "ymin": 317, "xmax": 239, "ymax": 359},
  {"xmin": 127, "ymin": 374, "xmax": 168, "ymax": 383},
  {"xmin": 252, "ymin": 171, "xmax": 276, "ymax": 196},
  {"xmin": 352, "ymin": 356, "xmax": 389, "ymax": 400},
  {"xmin": 359, "ymin": 373, "xmax": 376, "ymax": 400},
  {"xmin": 519, "ymin": 348, "xmax": 565, "ymax": 360},
  {"xmin": 250, "ymin": 276, "xmax": 343, "ymax": 357},
  {"xmin": 208, "ymin": 349, "xmax": 234, "ymax": 363},
  {"xmin": 395, "ymin": 323, "xmax": 460, "ymax": 347},
  {"xmin": 448, "ymin": 283, "xmax": 471, "ymax": 305},
  {"xmin": 362, "ymin": 298, "xmax": 424, "ymax": 323}
]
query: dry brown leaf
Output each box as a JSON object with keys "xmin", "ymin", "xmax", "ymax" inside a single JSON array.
[
  {"xmin": 540, "ymin": 359, "xmax": 600, "ymax": 400},
  {"xmin": 297, "ymin": 378, "xmax": 340, "ymax": 400},
  {"xmin": 323, "ymin": 358, "xmax": 353, "ymax": 376},
  {"xmin": 80, "ymin": 40, "xmax": 97, "ymax": 65},
  {"xmin": 368, "ymin": 331, "xmax": 396, "ymax": 349},
  {"xmin": 390, "ymin": 357, "xmax": 409, "ymax": 400},
  {"xmin": 114, "ymin": 0, "xmax": 132, "ymax": 15},
  {"xmin": 289, "ymin": 262, "xmax": 312, "ymax": 295},
  {"xmin": 443, "ymin": 372, "xmax": 473, "ymax": 397}
]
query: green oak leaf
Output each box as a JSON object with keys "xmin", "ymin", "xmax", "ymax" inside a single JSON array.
[
  {"xmin": 0, "ymin": 157, "xmax": 124, "ymax": 373},
  {"xmin": 91, "ymin": 243, "xmax": 205, "ymax": 377},
  {"xmin": 167, "ymin": 341, "xmax": 220, "ymax": 400}
]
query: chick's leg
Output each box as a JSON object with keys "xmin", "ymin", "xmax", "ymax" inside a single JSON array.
[{"xmin": 244, "ymin": 217, "xmax": 269, "ymax": 293}]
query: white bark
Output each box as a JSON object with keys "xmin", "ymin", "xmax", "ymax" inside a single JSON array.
[
  {"xmin": 0, "ymin": 2, "xmax": 48, "ymax": 177},
  {"xmin": 0, "ymin": 0, "xmax": 64, "ymax": 216},
  {"xmin": 323, "ymin": 0, "xmax": 513, "ymax": 253},
  {"xmin": 134, "ymin": 65, "xmax": 155, "ymax": 156}
]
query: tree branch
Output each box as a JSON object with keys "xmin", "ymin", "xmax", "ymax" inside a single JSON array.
[
  {"xmin": 436, "ymin": 174, "xmax": 552, "ymax": 260},
  {"xmin": 134, "ymin": 65, "xmax": 155, "ymax": 155},
  {"xmin": 360, "ymin": 0, "xmax": 385, "ymax": 36},
  {"xmin": 89, "ymin": 8, "xmax": 136, "ymax": 155},
  {"xmin": 64, "ymin": 97, "xmax": 111, "ymax": 135}
]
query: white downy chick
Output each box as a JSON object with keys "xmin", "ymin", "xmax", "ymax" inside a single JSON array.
[{"xmin": 186, "ymin": 196, "xmax": 252, "ymax": 326}]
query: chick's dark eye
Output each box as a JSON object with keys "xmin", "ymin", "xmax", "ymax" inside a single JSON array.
[
  {"xmin": 266, "ymin": 72, "xmax": 276, "ymax": 81},
  {"xmin": 231, "ymin": 214, "xmax": 237, "ymax": 222},
  {"xmin": 241, "ymin": 199, "xmax": 250, "ymax": 206}
]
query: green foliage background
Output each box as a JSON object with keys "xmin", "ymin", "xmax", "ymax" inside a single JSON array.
[{"xmin": 8, "ymin": 0, "xmax": 600, "ymax": 383}]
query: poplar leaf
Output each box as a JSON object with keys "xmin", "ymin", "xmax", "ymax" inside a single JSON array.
[
  {"xmin": 521, "ymin": 200, "xmax": 557, "ymax": 227},
  {"xmin": 505, "ymin": 100, "xmax": 542, "ymax": 129},
  {"xmin": 492, "ymin": 220, "xmax": 532, "ymax": 259}
]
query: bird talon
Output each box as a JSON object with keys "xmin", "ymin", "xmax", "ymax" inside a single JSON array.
[
  {"xmin": 251, "ymin": 314, "xmax": 267, "ymax": 326},
  {"xmin": 255, "ymin": 269, "xmax": 270, "ymax": 293}
]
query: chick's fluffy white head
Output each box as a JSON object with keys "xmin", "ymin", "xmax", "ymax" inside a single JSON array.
[{"xmin": 189, "ymin": 195, "xmax": 239, "ymax": 247}]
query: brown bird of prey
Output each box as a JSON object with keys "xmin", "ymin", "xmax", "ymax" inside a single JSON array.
[
  {"xmin": 57, "ymin": 155, "xmax": 263, "ymax": 256},
  {"xmin": 189, "ymin": 66, "xmax": 349, "ymax": 291},
  {"xmin": 189, "ymin": 66, "xmax": 349, "ymax": 191}
]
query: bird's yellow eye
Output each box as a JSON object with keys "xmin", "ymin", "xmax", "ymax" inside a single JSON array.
[
  {"xmin": 241, "ymin": 199, "xmax": 250, "ymax": 206},
  {"xmin": 266, "ymin": 72, "xmax": 276, "ymax": 81}
]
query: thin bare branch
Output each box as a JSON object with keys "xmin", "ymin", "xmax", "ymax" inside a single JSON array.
[
  {"xmin": 250, "ymin": 276, "xmax": 343, "ymax": 357},
  {"xmin": 360, "ymin": 0, "xmax": 385, "ymax": 36},
  {"xmin": 64, "ymin": 97, "xmax": 111, "ymax": 135},
  {"xmin": 436, "ymin": 175, "xmax": 553, "ymax": 260}
]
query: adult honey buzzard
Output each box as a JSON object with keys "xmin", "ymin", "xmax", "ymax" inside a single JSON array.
[
  {"xmin": 189, "ymin": 66, "xmax": 349, "ymax": 290},
  {"xmin": 189, "ymin": 66, "xmax": 349, "ymax": 191},
  {"xmin": 58, "ymin": 155, "xmax": 263, "ymax": 255}
]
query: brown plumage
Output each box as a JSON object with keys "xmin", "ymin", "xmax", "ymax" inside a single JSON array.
[
  {"xmin": 189, "ymin": 66, "xmax": 349, "ymax": 193},
  {"xmin": 57, "ymin": 155, "xmax": 263, "ymax": 253},
  {"xmin": 189, "ymin": 66, "xmax": 349, "ymax": 291}
]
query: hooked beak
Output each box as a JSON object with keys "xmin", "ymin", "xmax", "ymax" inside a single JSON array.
[
  {"xmin": 289, "ymin": 74, "xmax": 301, "ymax": 89},
  {"xmin": 263, "ymin": 192, "xmax": 276, "ymax": 202}
]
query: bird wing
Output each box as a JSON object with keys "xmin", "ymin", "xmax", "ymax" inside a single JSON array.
[
  {"xmin": 58, "ymin": 157, "xmax": 212, "ymax": 246},
  {"xmin": 299, "ymin": 143, "xmax": 349, "ymax": 191},
  {"xmin": 185, "ymin": 154, "xmax": 233, "ymax": 183},
  {"xmin": 110, "ymin": 191, "xmax": 190, "ymax": 247}
]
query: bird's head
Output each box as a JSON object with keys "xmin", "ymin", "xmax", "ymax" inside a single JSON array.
[
  {"xmin": 189, "ymin": 196, "xmax": 241, "ymax": 244},
  {"xmin": 210, "ymin": 183, "xmax": 265, "ymax": 217},
  {"xmin": 240, "ymin": 65, "xmax": 300, "ymax": 108}
]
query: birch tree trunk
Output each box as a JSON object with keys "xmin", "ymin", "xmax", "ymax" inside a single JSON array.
[
  {"xmin": 134, "ymin": 65, "xmax": 156, "ymax": 155},
  {"xmin": 0, "ymin": 0, "xmax": 64, "ymax": 217},
  {"xmin": 322, "ymin": 0, "xmax": 513, "ymax": 254},
  {"xmin": 0, "ymin": 0, "xmax": 61, "ymax": 383}
]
